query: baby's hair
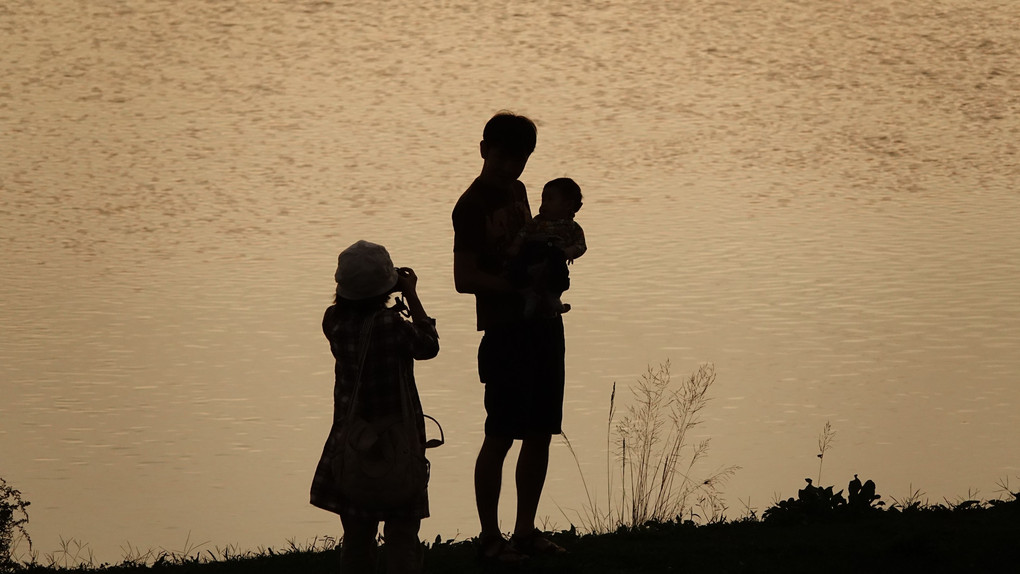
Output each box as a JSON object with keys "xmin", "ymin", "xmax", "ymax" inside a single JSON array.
[
  {"xmin": 483, "ymin": 111, "xmax": 537, "ymax": 158},
  {"xmin": 544, "ymin": 177, "xmax": 583, "ymax": 213}
]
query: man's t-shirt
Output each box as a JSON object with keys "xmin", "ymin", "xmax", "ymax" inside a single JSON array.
[{"xmin": 452, "ymin": 177, "xmax": 532, "ymax": 331}]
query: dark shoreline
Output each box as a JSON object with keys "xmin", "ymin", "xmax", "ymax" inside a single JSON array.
[{"xmin": 10, "ymin": 497, "xmax": 1017, "ymax": 574}]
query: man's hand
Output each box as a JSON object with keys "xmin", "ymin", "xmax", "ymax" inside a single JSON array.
[{"xmin": 454, "ymin": 251, "xmax": 515, "ymax": 294}]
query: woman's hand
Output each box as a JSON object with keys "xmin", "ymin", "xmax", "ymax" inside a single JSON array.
[
  {"xmin": 395, "ymin": 267, "xmax": 418, "ymax": 295},
  {"xmin": 396, "ymin": 267, "xmax": 433, "ymax": 329}
]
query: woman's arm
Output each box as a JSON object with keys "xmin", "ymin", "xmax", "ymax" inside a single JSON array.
[{"xmin": 396, "ymin": 268, "xmax": 440, "ymax": 359}]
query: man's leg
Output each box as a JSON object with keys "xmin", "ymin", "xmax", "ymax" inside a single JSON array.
[
  {"xmin": 513, "ymin": 433, "xmax": 552, "ymax": 537},
  {"xmin": 475, "ymin": 434, "xmax": 514, "ymax": 537},
  {"xmin": 339, "ymin": 514, "xmax": 379, "ymax": 574},
  {"xmin": 382, "ymin": 517, "xmax": 422, "ymax": 574}
]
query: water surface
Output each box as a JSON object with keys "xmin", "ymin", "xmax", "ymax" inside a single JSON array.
[{"xmin": 1, "ymin": 0, "xmax": 1018, "ymax": 562}]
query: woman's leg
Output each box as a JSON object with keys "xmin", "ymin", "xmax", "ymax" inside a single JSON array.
[
  {"xmin": 382, "ymin": 518, "xmax": 422, "ymax": 574},
  {"xmin": 339, "ymin": 514, "xmax": 379, "ymax": 573}
]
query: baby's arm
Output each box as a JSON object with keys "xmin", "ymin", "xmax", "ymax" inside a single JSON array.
[
  {"xmin": 564, "ymin": 223, "xmax": 587, "ymax": 262},
  {"xmin": 508, "ymin": 219, "xmax": 540, "ymax": 257}
]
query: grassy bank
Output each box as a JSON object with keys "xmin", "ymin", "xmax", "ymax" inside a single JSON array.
[{"xmin": 7, "ymin": 496, "xmax": 1017, "ymax": 574}]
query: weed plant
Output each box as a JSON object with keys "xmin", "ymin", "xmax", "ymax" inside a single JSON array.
[
  {"xmin": 562, "ymin": 361, "xmax": 739, "ymax": 534},
  {"xmin": 1, "ymin": 477, "xmax": 31, "ymax": 572},
  {"xmin": 887, "ymin": 484, "xmax": 927, "ymax": 512},
  {"xmin": 763, "ymin": 474, "xmax": 885, "ymax": 525},
  {"xmin": 816, "ymin": 420, "xmax": 835, "ymax": 484}
]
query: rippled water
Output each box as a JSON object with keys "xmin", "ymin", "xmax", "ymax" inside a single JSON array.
[{"xmin": 2, "ymin": 0, "xmax": 1019, "ymax": 562}]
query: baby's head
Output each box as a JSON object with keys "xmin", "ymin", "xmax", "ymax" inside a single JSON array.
[{"xmin": 540, "ymin": 178, "xmax": 583, "ymax": 219}]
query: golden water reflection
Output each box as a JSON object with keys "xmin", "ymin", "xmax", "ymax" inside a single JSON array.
[{"xmin": 1, "ymin": 0, "xmax": 1018, "ymax": 563}]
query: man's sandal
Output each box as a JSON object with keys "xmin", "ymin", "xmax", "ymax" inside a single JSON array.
[
  {"xmin": 510, "ymin": 529, "xmax": 568, "ymax": 556},
  {"xmin": 477, "ymin": 534, "xmax": 529, "ymax": 565}
]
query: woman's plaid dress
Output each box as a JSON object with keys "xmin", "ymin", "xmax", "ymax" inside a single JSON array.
[{"xmin": 310, "ymin": 303, "xmax": 439, "ymax": 520}]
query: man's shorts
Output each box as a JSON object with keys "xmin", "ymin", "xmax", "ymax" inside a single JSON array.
[{"xmin": 478, "ymin": 316, "xmax": 565, "ymax": 438}]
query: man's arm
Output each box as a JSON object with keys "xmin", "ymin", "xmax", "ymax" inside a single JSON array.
[{"xmin": 454, "ymin": 250, "xmax": 515, "ymax": 295}]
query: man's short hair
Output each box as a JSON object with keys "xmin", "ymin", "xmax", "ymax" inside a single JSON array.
[{"xmin": 483, "ymin": 111, "xmax": 537, "ymax": 158}]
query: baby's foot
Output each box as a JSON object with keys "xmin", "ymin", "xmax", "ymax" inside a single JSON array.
[{"xmin": 559, "ymin": 303, "xmax": 571, "ymax": 314}]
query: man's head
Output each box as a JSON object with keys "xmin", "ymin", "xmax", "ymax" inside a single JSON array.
[
  {"xmin": 479, "ymin": 111, "xmax": 537, "ymax": 182},
  {"xmin": 482, "ymin": 111, "xmax": 537, "ymax": 157}
]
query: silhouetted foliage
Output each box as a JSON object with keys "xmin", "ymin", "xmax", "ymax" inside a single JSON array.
[
  {"xmin": 561, "ymin": 362, "xmax": 739, "ymax": 533},
  {"xmin": 763, "ymin": 475, "xmax": 884, "ymax": 525},
  {"xmin": 1, "ymin": 477, "xmax": 32, "ymax": 571},
  {"xmin": 847, "ymin": 474, "xmax": 881, "ymax": 509}
]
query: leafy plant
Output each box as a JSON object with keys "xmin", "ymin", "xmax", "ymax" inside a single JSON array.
[
  {"xmin": 561, "ymin": 361, "xmax": 739, "ymax": 533},
  {"xmin": 847, "ymin": 474, "xmax": 881, "ymax": 508},
  {"xmin": 1, "ymin": 477, "xmax": 32, "ymax": 571},
  {"xmin": 763, "ymin": 475, "xmax": 884, "ymax": 525}
]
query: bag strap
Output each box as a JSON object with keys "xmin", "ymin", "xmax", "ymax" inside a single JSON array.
[
  {"xmin": 343, "ymin": 308, "xmax": 445, "ymax": 449},
  {"xmin": 423, "ymin": 414, "xmax": 445, "ymax": 449},
  {"xmin": 342, "ymin": 312, "xmax": 377, "ymax": 421}
]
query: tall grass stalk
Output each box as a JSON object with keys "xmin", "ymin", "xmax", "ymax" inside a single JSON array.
[
  {"xmin": 889, "ymin": 484, "xmax": 927, "ymax": 511},
  {"xmin": 561, "ymin": 361, "xmax": 739, "ymax": 534},
  {"xmin": 816, "ymin": 420, "xmax": 836, "ymax": 484},
  {"xmin": 607, "ymin": 382, "xmax": 616, "ymax": 525},
  {"xmin": 560, "ymin": 382, "xmax": 618, "ymax": 533}
]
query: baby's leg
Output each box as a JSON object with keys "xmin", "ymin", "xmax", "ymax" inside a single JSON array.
[
  {"xmin": 544, "ymin": 292, "xmax": 568, "ymax": 315},
  {"xmin": 523, "ymin": 288, "xmax": 540, "ymax": 318}
]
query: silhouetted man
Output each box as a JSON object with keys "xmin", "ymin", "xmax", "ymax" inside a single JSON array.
[{"xmin": 452, "ymin": 111, "xmax": 568, "ymax": 563}]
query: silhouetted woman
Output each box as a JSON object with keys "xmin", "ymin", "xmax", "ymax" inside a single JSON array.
[{"xmin": 310, "ymin": 240, "xmax": 439, "ymax": 574}]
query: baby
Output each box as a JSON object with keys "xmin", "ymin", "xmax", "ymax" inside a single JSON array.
[{"xmin": 508, "ymin": 177, "xmax": 587, "ymax": 317}]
